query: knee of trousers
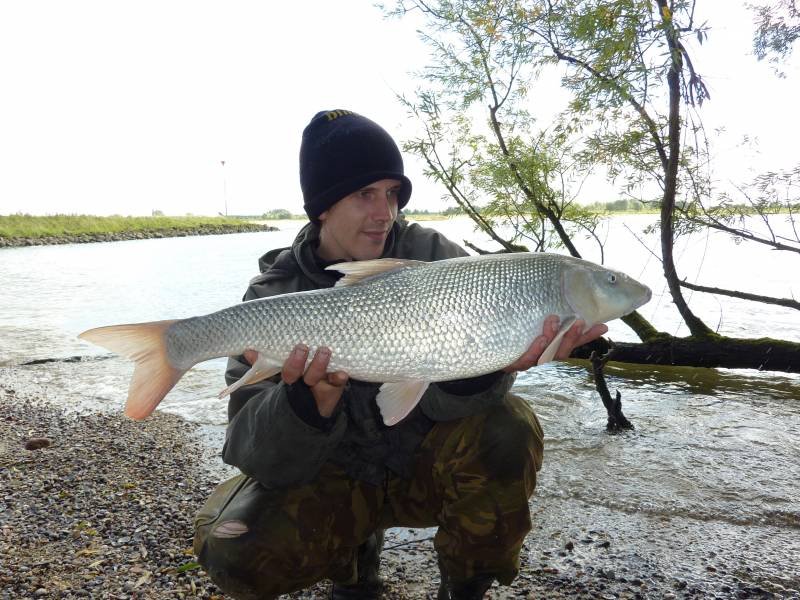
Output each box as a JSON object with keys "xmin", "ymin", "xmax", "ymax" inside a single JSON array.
[
  {"xmin": 478, "ymin": 394, "xmax": 544, "ymax": 483},
  {"xmin": 194, "ymin": 527, "xmax": 266, "ymax": 600},
  {"xmin": 194, "ymin": 518, "xmax": 357, "ymax": 599},
  {"xmin": 192, "ymin": 473, "xmax": 371, "ymax": 597}
]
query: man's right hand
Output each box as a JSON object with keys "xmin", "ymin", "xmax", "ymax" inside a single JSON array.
[{"xmin": 245, "ymin": 345, "xmax": 348, "ymax": 418}]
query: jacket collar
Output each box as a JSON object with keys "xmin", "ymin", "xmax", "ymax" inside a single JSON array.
[{"xmin": 255, "ymin": 219, "xmax": 403, "ymax": 287}]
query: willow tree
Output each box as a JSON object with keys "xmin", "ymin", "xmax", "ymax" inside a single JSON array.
[{"xmin": 387, "ymin": 0, "xmax": 800, "ymax": 373}]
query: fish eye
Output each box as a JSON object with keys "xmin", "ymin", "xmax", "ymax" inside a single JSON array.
[{"xmin": 607, "ymin": 273, "xmax": 617, "ymax": 284}]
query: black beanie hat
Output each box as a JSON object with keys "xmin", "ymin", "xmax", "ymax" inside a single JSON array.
[{"xmin": 300, "ymin": 109, "xmax": 412, "ymax": 220}]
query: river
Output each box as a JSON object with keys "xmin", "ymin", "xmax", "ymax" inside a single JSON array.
[{"xmin": 1, "ymin": 215, "xmax": 798, "ymax": 597}]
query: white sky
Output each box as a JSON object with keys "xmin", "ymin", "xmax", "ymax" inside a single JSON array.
[{"xmin": 0, "ymin": 1, "xmax": 797, "ymax": 217}]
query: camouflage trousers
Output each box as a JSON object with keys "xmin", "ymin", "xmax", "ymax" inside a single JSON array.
[{"xmin": 193, "ymin": 394, "xmax": 544, "ymax": 599}]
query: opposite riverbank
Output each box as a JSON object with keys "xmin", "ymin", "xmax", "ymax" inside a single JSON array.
[{"xmin": 0, "ymin": 215, "xmax": 278, "ymax": 248}]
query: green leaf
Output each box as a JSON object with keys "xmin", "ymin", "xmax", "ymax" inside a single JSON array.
[{"xmin": 177, "ymin": 561, "xmax": 201, "ymax": 573}]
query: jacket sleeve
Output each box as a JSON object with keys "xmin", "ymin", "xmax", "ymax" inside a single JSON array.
[
  {"xmin": 221, "ymin": 354, "xmax": 348, "ymax": 488},
  {"xmin": 420, "ymin": 372, "xmax": 516, "ymax": 421}
]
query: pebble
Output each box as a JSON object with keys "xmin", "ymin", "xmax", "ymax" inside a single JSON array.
[{"xmin": 24, "ymin": 437, "xmax": 52, "ymax": 450}]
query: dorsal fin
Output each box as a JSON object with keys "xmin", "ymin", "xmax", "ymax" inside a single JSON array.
[{"xmin": 326, "ymin": 258, "xmax": 427, "ymax": 287}]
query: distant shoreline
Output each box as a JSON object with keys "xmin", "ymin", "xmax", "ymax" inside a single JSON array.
[
  {"xmin": 0, "ymin": 222, "xmax": 278, "ymax": 248},
  {"xmin": 0, "ymin": 209, "xmax": 666, "ymax": 248}
]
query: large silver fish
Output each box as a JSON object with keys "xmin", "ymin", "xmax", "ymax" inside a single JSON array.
[{"xmin": 79, "ymin": 252, "xmax": 651, "ymax": 425}]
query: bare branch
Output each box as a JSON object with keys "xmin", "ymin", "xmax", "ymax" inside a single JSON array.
[
  {"xmin": 679, "ymin": 210, "xmax": 800, "ymax": 254},
  {"xmin": 680, "ymin": 280, "xmax": 800, "ymax": 311}
]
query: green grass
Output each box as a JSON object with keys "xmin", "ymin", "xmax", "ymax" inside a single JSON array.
[{"xmin": 0, "ymin": 214, "xmax": 253, "ymax": 239}]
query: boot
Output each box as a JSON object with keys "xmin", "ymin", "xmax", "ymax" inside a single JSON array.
[
  {"xmin": 437, "ymin": 559, "xmax": 494, "ymax": 600},
  {"xmin": 330, "ymin": 529, "xmax": 385, "ymax": 599}
]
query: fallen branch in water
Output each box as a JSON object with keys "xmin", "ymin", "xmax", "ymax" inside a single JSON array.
[
  {"xmin": 589, "ymin": 344, "xmax": 634, "ymax": 432},
  {"xmin": 572, "ymin": 334, "xmax": 800, "ymax": 374}
]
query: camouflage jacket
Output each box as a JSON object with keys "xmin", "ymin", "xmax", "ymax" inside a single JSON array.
[{"xmin": 221, "ymin": 218, "xmax": 515, "ymax": 488}]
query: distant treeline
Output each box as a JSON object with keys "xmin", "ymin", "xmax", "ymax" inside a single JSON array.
[
  {"xmin": 235, "ymin": 203, "xmax": 662, "ymax": 219},
  {"xmin": 238, "ymin": 206, "xmax": 468, "ymax": 220},
  {"xmin": 403, "ymin": 207, "xmax": 466, "ymax": 216},
  {"xmin": 585, "ymin": 199, "xmax": 799, "ymax": 214},
  {"xmin": 158, "ymin": 199, "xmax": 798, "ymax": 226},
  {"xmin": 583, "ymin": 199, "xmax": 655, "ymax": 212}
]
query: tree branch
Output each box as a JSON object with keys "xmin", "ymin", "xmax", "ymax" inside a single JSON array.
[
  {"xmin": 680, "ymin": 210, "xmax": 800, "ymax": 254},
  {"xmin": 679, "ymin": 280, "xmax": 800, "ymax": 311},
  {"xmin": 590, "ymin": 346, "xmax": 634, "ymax": 431},
  {"xmin": 654, "ymin": 0, "xmax": 714, "ymax": 337}
]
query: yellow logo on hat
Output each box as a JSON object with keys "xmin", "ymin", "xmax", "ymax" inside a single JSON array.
[{"xmin": 326, "ymin": 110, "xmax": 355, "ymax": 121}]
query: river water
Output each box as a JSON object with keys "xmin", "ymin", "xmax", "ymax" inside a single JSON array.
[{"xmin": 1, "ymin": 216, "xmax": 798, "ymax": 596}]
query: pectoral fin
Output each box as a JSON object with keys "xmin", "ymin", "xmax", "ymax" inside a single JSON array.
[
  {"xmin": 537, "ymin": 316, "xmax": 578, "ymax": 365},
  {"xmin": 218, "ymin": 353, "xmax": 282, "ymax": 398},
  {"xmin": 376, "ymin": 380, "xmax": 431, "ymax": 426}
]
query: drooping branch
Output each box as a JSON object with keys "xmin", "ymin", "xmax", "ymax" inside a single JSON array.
[
  {"xmin": 675, "ymin": 38, "xmax": 710, "ymax": 107},
  {"xmin": 679, "ymin": 210, "xmax": 800, "ymax": 254},
  {"xmin": 486, "ymin": 105, "xmax": 582, "ymax": 257},
  {"xmin": 401, "ymin": 94, "xmax": 523, "ymax": 253},
  {"xmin": 542, "ymin": 43, "xmax": 669, "ymax": 174},
  {"xmin": 750, "ymin": 0, "xmax": 800, "ymax": 65},
  {"xmin": 453, "ymin": 8, "xmax": 583, "ymax": 257},
  {"xmin": 418, "ymin": 131, "xmax": 522, "ymax": 253}
]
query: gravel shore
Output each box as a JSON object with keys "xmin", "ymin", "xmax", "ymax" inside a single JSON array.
[
  {"xmin": 1, "ymin": 388, "xmax": 225, "ymax": 599},
  {"xmin": 2, "ymin": 384, "xmax": 795, "ymax": 599}
]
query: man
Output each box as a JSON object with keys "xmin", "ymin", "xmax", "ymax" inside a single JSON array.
[{"xmin": 193, "ymin": 109, "xmax": 606, "ymax": 599}]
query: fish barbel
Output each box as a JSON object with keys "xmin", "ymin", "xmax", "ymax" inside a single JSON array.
[{"xmin": 79, "ymin": 252, "xmax": 651, "ymax": 425}]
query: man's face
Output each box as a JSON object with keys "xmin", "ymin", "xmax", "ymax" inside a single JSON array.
[{"xmin": 317, "ymin": 178, "xmax": 401, "ymax": 262}]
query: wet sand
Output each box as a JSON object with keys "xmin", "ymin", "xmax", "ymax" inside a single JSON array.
[{"xmin": 1, "ymin": 384, "xmax": 796, "ymax": 599}]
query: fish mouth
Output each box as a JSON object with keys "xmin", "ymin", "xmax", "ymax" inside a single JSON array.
[
  {"xmin": 617, "ymin": 286, "xmax": 653, "ymax": 318},
  {"xmin": 628, "ymin": 286, "xmax": 653, "ymax": 314}
]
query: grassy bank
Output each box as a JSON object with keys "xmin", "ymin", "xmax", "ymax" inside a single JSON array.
[{"xmin": 0, "ymin": 214, "xmax": 255, "ymax": 239}]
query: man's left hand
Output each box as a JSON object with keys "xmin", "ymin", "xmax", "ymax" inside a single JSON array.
[{"xmin": 503, "ymin": 315, "xmax": 608, "ymax": 373}]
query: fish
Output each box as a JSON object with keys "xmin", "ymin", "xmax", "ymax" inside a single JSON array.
[{"xmin": 78, "ymin": 252, "xmax": 652, "ymax": 426}]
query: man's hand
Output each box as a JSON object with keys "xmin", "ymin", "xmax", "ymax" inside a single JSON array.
[
  {"xmin": 503, "ymin": 315, "xmax": 608, "ymax": 373},
  {"xmin": 245, "ymin": 345, "xmax": 348, "ymax": 418}
]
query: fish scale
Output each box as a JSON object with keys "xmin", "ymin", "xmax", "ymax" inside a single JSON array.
[{"xmin": 79, "ymin": 252, "xmax": 652, "ymax": 424}]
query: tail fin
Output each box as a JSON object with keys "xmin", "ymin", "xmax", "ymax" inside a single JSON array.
[{"xmin": 79, "ymin": 320, "xmax": 186, "ymax": 420}]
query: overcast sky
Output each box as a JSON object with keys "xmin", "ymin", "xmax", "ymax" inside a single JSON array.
[{"xmin": 0, "ymin": 1, "xmax": 797, "ymax": 217}]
